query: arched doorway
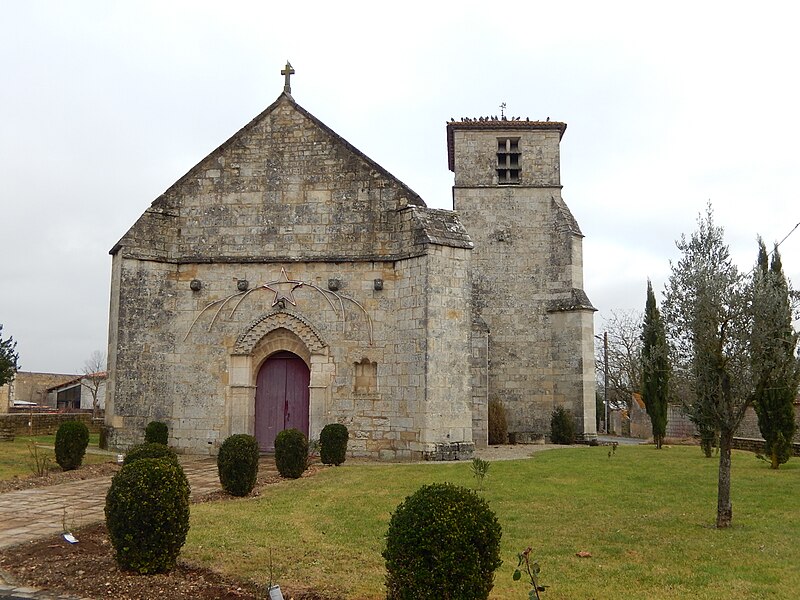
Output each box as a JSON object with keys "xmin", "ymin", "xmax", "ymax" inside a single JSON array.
[{"xmin": 254, "ymin": 351, "xmax": 310, "ymax": 451}]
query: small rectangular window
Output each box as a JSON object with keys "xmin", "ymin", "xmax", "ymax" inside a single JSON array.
[{"xmin": 497, "ymin": 138, "xmax": 521, "ymax": 184}]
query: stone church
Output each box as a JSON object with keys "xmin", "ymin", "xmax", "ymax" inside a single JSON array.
[{"xmin": 104, "ymin": 66, "xmax": 596, "ymax": 459}]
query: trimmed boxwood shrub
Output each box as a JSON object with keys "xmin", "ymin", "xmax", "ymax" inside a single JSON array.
[
  {"xmin": 144, "ymin": 421, "xmax": 169, "ymax": 445},
  {"xmin": 217, "ymin": 434, "xmax": 260, "ymax": 496},
  {"xmin": 488, "ymin": 397, "xmax": 508, "ymax": 445},
  {"xmin": 383, "ymin": 482, "xmax": 502, "ymax": 600},
  {"xmin": 274, "ymin": 428, "xmax": 308, "ymax": 479},
  {"xmin": 319, "ymin": 423, "xmax": 348, "ymax": 466},
  {"xmin": 123, "ymin": 442, "xmax": 179, "ymax": 467},
  {"xmin": 550, "ymin": 406, "xmax": 576, "ymax": 444},
  {"xmin": 105, "ymin": 457, "xmax": 190, "ymax": 574},
  {"xmin": 54, "ymin": 420, "xmax": 90, "ymax": 471}
]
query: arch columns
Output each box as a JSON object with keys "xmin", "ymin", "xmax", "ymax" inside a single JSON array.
[{"xmin": 224, "ymin": 309, "xmax": 333, "ymax": 442}]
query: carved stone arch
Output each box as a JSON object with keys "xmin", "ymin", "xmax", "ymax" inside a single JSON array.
[
  {"xmin": 234, "ymin": 309, "xmax": 327, "ymax": 355},
  {"xmin": 225, "ymin": 309, "xmax": 333, "ymax": 448}
]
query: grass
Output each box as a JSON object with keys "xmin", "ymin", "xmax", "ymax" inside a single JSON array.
[
  {"xmin": 0, "ymin": 433, "xmax": 110, "ymax": 479},
  {"xmin": 186, "ymin": 445, "xmax": 800, "ymax": 599}
]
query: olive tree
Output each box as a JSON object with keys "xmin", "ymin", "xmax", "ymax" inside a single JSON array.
[{"xmin": 662, "ymin": 205, "xmax": 753, "ymax": 528}]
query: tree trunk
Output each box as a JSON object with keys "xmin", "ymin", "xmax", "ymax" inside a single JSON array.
[{"xmin": 716, "ymin": 430, "xmax": 733, "ymax": 528}]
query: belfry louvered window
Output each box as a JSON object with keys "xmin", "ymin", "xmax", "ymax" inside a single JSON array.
[{"xmin": 496, "ymin": 138, "xmax": 521, "ymax": 184}]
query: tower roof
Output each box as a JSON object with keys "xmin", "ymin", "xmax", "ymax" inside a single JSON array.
[{"xmin": 446, "ymin": 118, "xmax": 567, "ymax": 172}]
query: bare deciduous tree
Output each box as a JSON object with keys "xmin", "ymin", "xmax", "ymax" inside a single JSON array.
[
  {"xmin": 81, "ymin": 350, "xmax": 106, "ymax": 419},
  {"xmin": 596, "ymin": 310, "xmax": 644, "ymax": 414}
]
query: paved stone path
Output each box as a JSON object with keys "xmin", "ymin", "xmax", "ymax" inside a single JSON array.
[
  {"xmin": 0, "ymin": 458, "xmax": 221, "ymax": 551},
  {"xmin": 0, "ymin": 457, "xmax": 223, "ymax": 599}
]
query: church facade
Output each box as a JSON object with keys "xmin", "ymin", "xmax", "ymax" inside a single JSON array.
[{"xmin": 104, "ymin": 74, "xmax": 596, "ymax": 459}]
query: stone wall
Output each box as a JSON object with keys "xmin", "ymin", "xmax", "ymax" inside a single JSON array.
[
  {"xmin": 449, "ymin": 120, "xmax": 596, "ymax": 441},
  {"xmin": 0, "ymin": 412, "xmax": 100, "ymax": 436},
  {"xmin": 114, "ymin": 94, "xmax": 427, "ymax": 264},
  {"xmin": 658, "ymin": 404, "xmax": 800, "ymax": 445},
  {"xmin": 107, "ymin": 94, "xmax": 476, "ymax": 459},
  {"xmin": 418, "ymin": 244, "xmax": 474, "ymax": 459},
  {"xmin": 730, "ymin": 436, "xmax": 800, "ymax": 457},
  {"xmin": 108, "ymin": 250, "xmax": 474, "ymax": 458}
]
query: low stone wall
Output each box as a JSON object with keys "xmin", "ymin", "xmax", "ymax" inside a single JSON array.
[
  {"xmin": 422, "ymin": 441, "xmax": 475, "ymax": 461},
  {"xmin": 731, "ymin": 436, "xmax": 800, "ymax": 457},
  {"xmin": 662, "ymin": 404, "xmax": 800, "ymax": 443},
  {"xmin": 0, "ymin": 412, "xmax": 101, "ymax": 436}
]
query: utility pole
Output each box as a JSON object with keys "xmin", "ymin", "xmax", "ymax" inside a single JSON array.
[
  {"xmin": 603, "ymin": 331, "xmax": 609, "ymax": 434},
  {"xmin": 594, "ymin": 332, "xmax": 611, "ymax": 434}
]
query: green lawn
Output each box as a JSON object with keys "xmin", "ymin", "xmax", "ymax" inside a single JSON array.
[
  {"xmin": 187, "ymin": 445, "xmax": 800, "ymax": 599},
  {"xmin": 0, "ymin": 433, "xmax": 110, "ymax": 479}
]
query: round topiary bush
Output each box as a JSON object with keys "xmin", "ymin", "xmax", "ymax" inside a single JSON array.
[
  {"xmin": 319, "ymin": 423, "xmax": 348, "ymax": 466},
  {"xmin": 217, "ymin": 434, "xmax": 260, "ymax": 496},
  {"xmin": 274, "ymin": 428, "xmax": 308, "ymax": 479},
  {"xmin": 54, "ymin": 420, "xmax": 90, "ymax": 471},
  {"xmin": 105, "ymin": 457, "xmax": 190, "ymax": 574},
  {"xmin": 550, "ymin": 406, "xmax": 576, "ymax": 445},
  {"xmin": 123, "ymin": 442, "xmax": 179, "ymax": 467},
  {"xmin": 383, "ymin": 482, "xmax": 502, "ymax": 600},
  {"xmin": 144, "ymin": 421, "xmax": 169, "ymax": 445}
]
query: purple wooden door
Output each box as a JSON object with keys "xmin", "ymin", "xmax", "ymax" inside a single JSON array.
[{"xmin": 255, "ymin": 351, "xmax": 310, "ymax": 451}]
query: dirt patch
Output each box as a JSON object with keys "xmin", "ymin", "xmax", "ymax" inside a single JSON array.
[
  {"xmin": 0, "ymin": 460, "xmax": 334, "ymax": 599},
  {"xmin": 0, "ymin": 522, "xmax": 332, "ymax": 599},
  {"xmin": 0, "ymin": 462, "xmax": 120, "ymax": 493},
  {"xmin": 475, "ymin": 443, "xmax": 565, "ymax": 461}
]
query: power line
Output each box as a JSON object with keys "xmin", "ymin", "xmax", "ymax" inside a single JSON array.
[{"xmin": 772, "ymin": 221, "xmax": 800, "ymax": 254}]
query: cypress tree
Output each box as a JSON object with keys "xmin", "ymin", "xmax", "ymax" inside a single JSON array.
[
  {"xmin": 641, "ymin": 279, "xmax": 670, "ymax": 449},
  {"xmin": 752, "ymin": 239, "xmax": 799, "ymax": 469}
]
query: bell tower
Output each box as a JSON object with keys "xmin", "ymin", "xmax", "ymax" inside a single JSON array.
[{"xmin": 447, "ymin": 116, "xmax": 597, "ymax": 442}]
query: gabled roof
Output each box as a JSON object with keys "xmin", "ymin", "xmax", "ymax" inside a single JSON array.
[
  {"xmin": 110, "ymin": 92, "xmax": 472, "ymax": 263},
  {"xmin": 47, "ymin": 372, "xmax": 107, "ymax": 393},
  {"xmin": 408, "ymin": 207, "xmax": 473, "ymax": 249},
  {"xmin": 111, "ymin": 92, "xmax": 471, "ymax": 262},
  {"xmin": 147, "ymin": 93, "xmax": 425, "ymax": 219}
]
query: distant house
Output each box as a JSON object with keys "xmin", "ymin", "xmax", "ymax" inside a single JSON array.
[
  {"xmin": 47, "ymin": 373, "xmax": 107, "ymax": 412},
  {"xmin": 0, "ymin": 371, "xmax": 79, "ymax": 413},
  {"xmin": 628, "ymin": 393, "xmax": 651, "ymax": 439}
]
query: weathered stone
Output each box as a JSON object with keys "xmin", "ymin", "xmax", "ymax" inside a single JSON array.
[{"xmin": 104, "ymin": 89, "xmax": 597, "ymax": 460}]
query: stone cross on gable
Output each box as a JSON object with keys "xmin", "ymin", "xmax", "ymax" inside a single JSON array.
[{"xmin": 281, "ymin": 61, "xmax": 295, "ymax": 94}]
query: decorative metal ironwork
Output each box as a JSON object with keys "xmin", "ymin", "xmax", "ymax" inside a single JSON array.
[{"xmin": 184, "ymin": 267, "xmax": 373, "ymax": 345}]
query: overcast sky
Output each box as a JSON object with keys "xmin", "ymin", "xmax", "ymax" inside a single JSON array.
[{"xmin": 2, "ymin": 1, "xmax": 799, "ymax": 374}]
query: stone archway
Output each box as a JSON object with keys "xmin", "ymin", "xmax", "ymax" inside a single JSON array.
[{"xmin": 225, "ymin": 310, "xmax": 333, "ymax": 445}]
